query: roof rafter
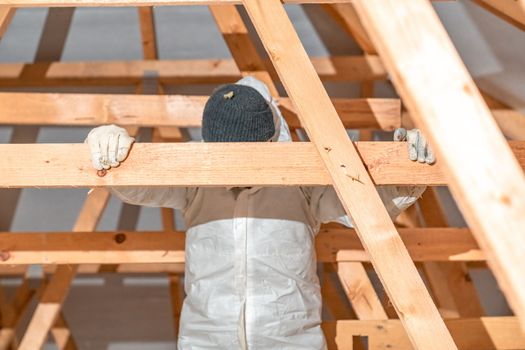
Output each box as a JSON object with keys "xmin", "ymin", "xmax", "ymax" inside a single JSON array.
[
  {"xmin": 242, "ymin": 0, "xmax": 457, "ymax": 348},
  {"xmin": 354, "ymin": 0, "xmax": 525, "ymax": 330}
]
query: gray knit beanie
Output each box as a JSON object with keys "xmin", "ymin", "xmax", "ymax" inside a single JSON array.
[{"xmin": 202, "ymin": 84, "xmax": 275, "ymax": 142}]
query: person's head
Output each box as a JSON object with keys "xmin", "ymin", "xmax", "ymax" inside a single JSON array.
[{"xmin": 202, "ymin": 84, "xmax": 275, "ymax": 142}]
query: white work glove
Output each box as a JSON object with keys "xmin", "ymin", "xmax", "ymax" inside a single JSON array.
[
  {"xmin": 85, "ymin": 125, "xmax": 135, "ymax": 170},
  {"xmin": 394, "ymin": 128, "xmax": 436, "ymax": 164}
]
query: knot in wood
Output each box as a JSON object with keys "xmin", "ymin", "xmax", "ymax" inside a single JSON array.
[{"xmin": 114, "ymin": 233, "xmax": 127, "ymax": 244}]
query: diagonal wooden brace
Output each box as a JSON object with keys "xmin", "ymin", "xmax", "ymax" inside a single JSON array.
[{"xmin": 241, "ymin": 0, "xmax": 457, "ymax": 349}]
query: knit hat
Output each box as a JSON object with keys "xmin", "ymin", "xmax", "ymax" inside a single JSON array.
[{"xmin": 202, "ymin": 84, "xmax": 275, "ymax": 142}]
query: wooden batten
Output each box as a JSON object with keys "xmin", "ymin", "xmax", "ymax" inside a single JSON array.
[
  {"xmin": 0, "ymin": 92, "xmax": 401, "ymax": 130},
  {"xmin": 0, "ymin": 55, "xmax": 387, "ymax": 86},
  {"xmin": 1, "ymin": 0, "xmax": 523, "ymax": 348},
  {"xmin": 0, "ymin": 228, "xmax": 484, "ymax": 265},
  {"xmin": 0, "ymin": 142, "xmax": 523, "ymax": 187},
  {"xmin": 242, "ymin": 0, "xmax": 456, "ymax": 348}
]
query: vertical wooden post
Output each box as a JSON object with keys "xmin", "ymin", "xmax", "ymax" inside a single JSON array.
[
  {"xmin": 354, "ymin": 0, "xmax": 525, "ymax": 329},
  {"xmin": 242, "ymin": 0, "xmax": 457, "ymax": 348}
]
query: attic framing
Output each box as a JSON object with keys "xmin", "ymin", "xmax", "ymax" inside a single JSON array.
[{"xmin": 0, "ymin": 1, "xmax": 524, "ymax": 349}]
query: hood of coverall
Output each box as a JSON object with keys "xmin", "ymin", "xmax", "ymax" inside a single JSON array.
[{"xmin": 235, "ymin": 76, "xmax": 292, "ymax": 143}]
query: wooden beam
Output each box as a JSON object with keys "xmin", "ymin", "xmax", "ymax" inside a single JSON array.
[
  {"xmin": 0, "ymin": 228, "xmax": 484, "ymax": 265},
  {"xmin": 1, "ymin": 0, "xmax": 450, "ymax": 6},
  {"xmin": 354, "ymin": 0, "xmax": 525, "ymax": 330},
  {"xmin": 18, "ymin": 189, "xmax": 110, "ymax": 350},
  {"xmin": 320, "ymin": 5, "xmax": 397, "ymax": 328},
  {"xmin": 253, "ymin": 1, "xmax": 456, "ymax": 348},
  {"xmin": 1, "ymin": 142, "xmax": 524, "ymax": 187},
  {"xmin": 138, "ymin": 7, "xmax": 158, "ymax": 59},
  {"xmin": 0, "ymin": 264, "xmax": 186, "ymax": 275},
  {"xmin": 473, "ymin": 0, "xmax": 525, "ymax": 31},
  {"xmin": 322, "ymin": 317, "xmax": 525, "ymax": 350},
  {"xmin": 0, "ymin": 0, "xmax": 405, "ymax": 7},
  {"xmin": 322, "ymin": 2, "xmax": 378, "ymax": 100},
  {"xmin": 209, "ymin": 4, "xmax": 267, "ymax": 73},
  {"xmin": 0, "ymin": 279, "xmax": 36, "ymax": 349},
  {"xmin": 51, "ymin": 314, "xmax": 77, "ymax": 350},
  {"xmin": 419, "ymin": 189, "xmax": 485, "ymax": 318},
  {"xmin": 477, "ymin": 90, "xmax": 525, "ymax": 140},
  {"xmin": 323, "ymin": 3, "xmax": 376, "ymax": 55},
  {"xmin": 0, "ymin": 7, "xmax": 15, "ymax": 39},
  {"xmin": 320, "ymin": 265, "xmax": 356, "ymax": 320},
  {"xmin": 0, "ymin": 56, "xmax": 387, "ymax": 86},
  {"xmin": 337, "ymin": 262, "xmax": 388, "ymax": 319},
  {"xmin": 491, "ymin": 109, "xmax": 525, "ymax": 141},
  {"xmin": 0, "ymin": 92, "xmax": 401, "ymax": 131}
]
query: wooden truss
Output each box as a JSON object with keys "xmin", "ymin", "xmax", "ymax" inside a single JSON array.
[{"xmin": 0, "ymin": 0, "xmax": 525, "ymax": 349}]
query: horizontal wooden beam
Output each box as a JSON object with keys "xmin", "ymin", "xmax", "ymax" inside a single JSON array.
[
  {"xmin": 0, "ymin": 92, "xmax": 401, "ymax": 130},
  {"xmin": 0, "ymin": 142, "xmax": 524, "ymax": 187},
  {"xmin": 0, "ymin": 0, "xmax": 436, "ymax": 7},
  {"xmin": 322, "ymin": 317, "xmax": 525, "ymax": 349},
  {"xmin": 0, "ymin": 263, "xmax": 186, "ymax": 275},
  {"xmin": 0, "ymin": 228, "xmax": 482, "ymax": 265},
  {"xmin": 0, "ymin": 56, "xmax": 387, "ymax": 87}
]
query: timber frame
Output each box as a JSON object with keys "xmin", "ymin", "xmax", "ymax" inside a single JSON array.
[{"xmin": 0, "ymin": 0, "xmax": 525, "ymax": 349}]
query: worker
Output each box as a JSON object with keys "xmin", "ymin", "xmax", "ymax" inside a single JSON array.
[{"xmin": 86, "ymin": 76, "xmax": 434, "ymax": 350}]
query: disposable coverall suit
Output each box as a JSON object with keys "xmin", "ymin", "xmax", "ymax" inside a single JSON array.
[{"xmin": 88, "ymin": 77, "xmax": 428, "ymax": 350}]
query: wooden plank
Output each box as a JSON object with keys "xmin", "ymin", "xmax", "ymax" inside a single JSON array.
[
  {"xmin": 0, "ymin": 0, "xmax": 402, "ymax": 7},
  {"xmin": 354, "ymin": 0, "xmax": 525, "ymax": 330},
  {"xmin": 138, "ymin": 7, "xmax": 158, "ymax": 59},
  {"xmin": 337, "ymin": 262, "xmax": 388, "ymax": 319},
  {"xmin": 322, "ymin": 317, "xmax": 525, "ymax": 350},
  {"xmin": 419, "ymin": 189, "xmax": 485, "ymax": 318},
  {"xmin": 1, "ymin": 142, "xmax": 523, "ymax": 187},
  {"xmin": 473, "ymin": 0, "xmax": 525, "ymax": 31},
  {"xmin": 491, "ymin": 109, "xmax": 525, "ymax": 141},
  {"xmin": 0, "ymin": 56, "xmax": 387, "ymax": 86},
  {"xmin": 319, "ymin": 5, "xmax": 394, "ymax": 328},
  {"xmin": 17, "ymin": 189, "xmax": 110, "ymax": 350},
  {"xmin": 323, "ymin": 2, "xmax": 378, "ymax": 99},
  {"xmin": 0, "ymin": 264, "xmax": 186, "ymax": 275},
  {"xmin": 321, "ymin": 264, "xmax": 356, "ymax": 320},
  {"xmin": 323, "ymin": 3, "xmax": 376, "ymax": 55},
  {"xmin": 0, "ymin": 228, "xmax": 484, "ymax": 265},
  {"xmin": 209, "ymin": 4, "xmax": 267, "ymax": 73},
  {"xmin": 477, "ymin": 90, "xmax": 525, "ymax": 140},
  {"xmin": 242, "ymin": 1, "xmax": 456, "ymax": 348},
  {"xmin": 2, "ymin": 0, "xmax": 450, "ymax": 6},
  {"xmin": 0, "ymin": 7, "xmax": 15, "ymax": 39},
  {"xmin": 50, "ymin": 310, "xmax": 78, "ymax": 350},
  {"xmin": 0, "ymin": 92, "xmax": 401, "ymax": 131},
  {"xmin": 0, "ymin": 279, "xmax": 36, "ymax": 349}
]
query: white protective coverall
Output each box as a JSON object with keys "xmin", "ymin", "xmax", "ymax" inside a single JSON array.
[{"xmin": 109, "ymin": 77, "xmax": 425, "ymax": 350}]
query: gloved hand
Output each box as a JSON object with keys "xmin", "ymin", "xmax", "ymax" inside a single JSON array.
[
  {"xmin": 85, "ymin": 125, "xmax": 135, "ymax": 170},
  {"xmin": 394, "ymin": 128, "xmax": 435, "ymax": 164}
]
